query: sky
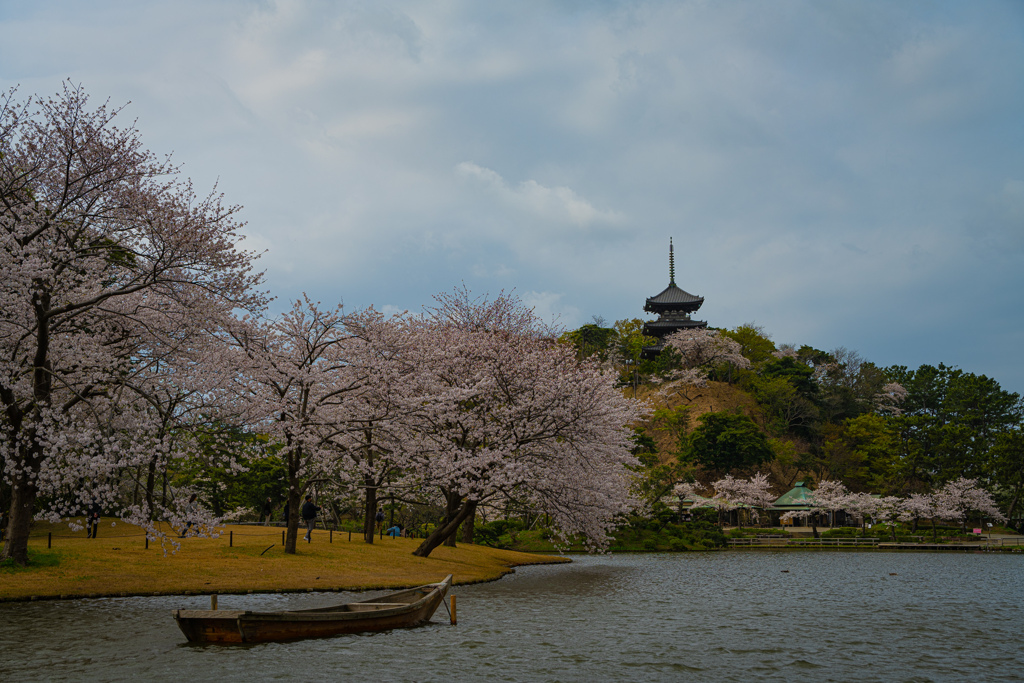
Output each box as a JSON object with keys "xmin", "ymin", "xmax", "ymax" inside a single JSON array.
[{"xmin": 2, "ymin": 0, "xmax": 1023, "ymax": 394}]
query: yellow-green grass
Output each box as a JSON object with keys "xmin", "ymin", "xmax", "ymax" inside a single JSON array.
[{"xmin": 1, "ymin": 519, "xmax": 568, "ymax": 602}]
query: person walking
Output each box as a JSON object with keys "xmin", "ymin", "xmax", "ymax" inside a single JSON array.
[
  {"xmin": 87, "ymin": 501, "xmax": 101, "ymax": 539},
  {"xmin": 375, "ymin": 507, "xmax": 385, "ymax": 533},
  {"xmin": 301, "ymin": 495, "xmax": 321, "ymax": 543},
  {"xmin": 180, "ymin": 493, "xmax": 198, "ymax": 538}
]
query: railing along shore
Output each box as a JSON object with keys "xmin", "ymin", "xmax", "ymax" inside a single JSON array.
[{"xmin": 728, "ymin": 536, "xmax": 1024, "ymax": 550}]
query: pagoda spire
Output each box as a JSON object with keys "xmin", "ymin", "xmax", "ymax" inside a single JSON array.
[{"xmin": 669, "ymin": 237, "xmax": 675, "ymax": 286}]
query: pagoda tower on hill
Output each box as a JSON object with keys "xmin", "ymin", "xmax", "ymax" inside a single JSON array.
[{"xmin": 641, "ymin": 238, "xmax": 706, "ymax": 358}]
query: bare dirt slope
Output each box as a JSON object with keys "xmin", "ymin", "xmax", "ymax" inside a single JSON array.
[{"xmin": 630, "ymin": 380, "xmax": 759, "ymax": 463}]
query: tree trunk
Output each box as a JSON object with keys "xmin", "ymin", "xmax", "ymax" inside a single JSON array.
[
  {"xmin": 1006, "ymin": 480, "xmax": 1022, "ymax": 525},
  {"xmin": 362, "ymin": 476, "xmax": 377, "ymax": 544},
  {"xmin": 443, "ymin": 490, "xmax": 460, "ymax": 548},
  {"xmin": 284, "ymin": 485, "xmax": 301, "ymax": 554},
  {"xmin": 145, "ymin": 456, "xmax": 157, "ymax": 520},
  {"xmin": 413, "ymin": 499, "xmax": 477, "ymax": 558},
  {"xmin": 931, "ymin": 517, "xmax": 938, "ymax": 541},
  {"xmin": 3, "ymin": 474, "xmax": 38, "ymax": 565},
  {"xmin": 3, "ymin": 308, "xmax": 51, "ymax": 565},
  {"xmin": 460, "ymin": 501, "xmax": 478, "ymax": 544},
  {"xmin": 132, "ymin": 464, "xmax": 141, "ymax": 507},
  {"xmin": 283, "ymin": 453, "xmax": 303, "ymax": 554}
]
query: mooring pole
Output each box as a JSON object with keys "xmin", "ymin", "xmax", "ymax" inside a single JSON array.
[
  {"xmin": 211, "ymin": 594, "xmax": 218, "ymax": 611},
  {"xmin": 450, "ymin": 595, "xmax": 457, "ymax": 625}
]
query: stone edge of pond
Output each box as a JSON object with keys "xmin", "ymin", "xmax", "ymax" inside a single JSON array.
[{"xmin": 0, "ymin": 555, "xmax": 573, "ymax": 603}]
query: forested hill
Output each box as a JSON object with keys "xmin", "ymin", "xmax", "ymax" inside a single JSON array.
[{"xmin": 560, "ymin": 321, "xmax": 1024, "ymax": 521}]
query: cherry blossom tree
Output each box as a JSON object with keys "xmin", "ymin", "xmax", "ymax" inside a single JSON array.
[
  {"xmin": 873, "ymin": 382, "xmax": 908, "ymax": 416},
  {"xmin": 338, "ymin": 307, "xmax": 424, "ymax": 543},
  {"xmin": 868, "ymin": 495, "xmax": 906, "ymax": 542},
  {"xmin": 673, "ymin": 481, "xmax": 706, "ymax": 505},
  {"xmin": 658, "ymin": 328, "xmax": 750, "ymax": 395},
  {"xmin": 404, "ymin": 290, "xmax": 645, "ymax": 557},
  {"xmin": 843, "ymin": 491, "xmax": 881, "ymax": 533},
  {"xmin": 900, "ymin": 493, "xmax": 936, "ymax": 535},
  {"xmin": 705, "ymin": 474, "xmax": 773, "ymax": 527},
  {"xmin": 932, "ymin": 477, "xmax": 1006, "ymax": 533},
  {"xmin": 735, "ymin": 473, "xmax": 776, "ymax": 526},
  {"xmin": 0, "ymin": 84, "xmax": 263, "ymax": 565},
  {"xmin": 227, "ymin": 298, "xmax": 360, "ymax": 554}
]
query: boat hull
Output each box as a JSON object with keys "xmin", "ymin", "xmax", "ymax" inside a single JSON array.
[{"xmin": 173, "ymin": 576, "xmax": 451, "ymax": 644}]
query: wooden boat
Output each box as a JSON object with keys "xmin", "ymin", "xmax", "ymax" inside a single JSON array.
[{"xmin": 173, "ymin": 575, "xmax": 452, "ymax": 644}]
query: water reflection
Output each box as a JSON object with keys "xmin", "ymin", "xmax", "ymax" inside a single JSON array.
[{"xmin": 1, "ymin": 552, "xmax": 1022, "ymax": 682}]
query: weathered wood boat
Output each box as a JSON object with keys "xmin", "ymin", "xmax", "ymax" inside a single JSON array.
[{"xmin": 173, "ymin": 575, "xmax": 452, "ymax": 644}]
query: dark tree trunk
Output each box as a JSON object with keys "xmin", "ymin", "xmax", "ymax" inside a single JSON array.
[
  {"xmin": 413, "ymin": 499, "xmax": 477, "ymax": 558},
  {"xmin": 285, "ymin": 485, "xmax": 301, "ymax": 554},
  {"xmin": 363, "ymin": 476, "xmax": 377, "ymax": 544},
  {"xmin": 132, "ymin": 464, "xmax": 141, "ymax": 507},
  {"xmin": 3, "ymin": 473, "xmax": 37, "ymax": 565},
  {"xmin": 145, "ymin": 456, "xmax": 157, "ymax": 520},
  {"xmin": 460, "ymin": 501, "xmax": 478, "ymax": 544},
  {"xmin": 2, "ymin": 304, "xmax": 51, "ymax": 565},
  {"xmin": 443, "ymin": 490, "xmax": 460, "ymax": 548},
  {"xmin": 1006, "ymin": 481, "xmax": 1022, "ymax": 524},
  {"xmin": 284, "ymin": 453, "xmax": 302, "ymax": 554}
]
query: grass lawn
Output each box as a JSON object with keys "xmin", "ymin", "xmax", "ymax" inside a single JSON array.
[{"xmin": 0, "ymin": 519, "xmax": 568, "ymax": 601}]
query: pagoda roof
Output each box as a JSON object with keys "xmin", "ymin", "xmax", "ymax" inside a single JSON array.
[
  {"xmin": 645, "ymin": 283, "xmax": 704, "ymax": 307},
  {"xmin": 643, "ymin": 318, "xmax": 706, "ymax": 331}
]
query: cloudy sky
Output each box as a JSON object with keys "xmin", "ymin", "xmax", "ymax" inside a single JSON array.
[{"xmin": 2, "ymin": 1, "xmax": 1023, "ymax": 393}]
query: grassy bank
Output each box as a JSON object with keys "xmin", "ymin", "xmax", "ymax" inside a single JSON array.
[{"xmin": 0, "ymin": 519, "xmax": 568, "ymax": 602}]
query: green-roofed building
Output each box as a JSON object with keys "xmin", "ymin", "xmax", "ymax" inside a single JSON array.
[
  {"xmin": 769, "ymin": 482, "xmax": 814, "ymax": 527},
  {"xmin": 772, "ymin": 482, "xmax": 814, "ymax": 510}
]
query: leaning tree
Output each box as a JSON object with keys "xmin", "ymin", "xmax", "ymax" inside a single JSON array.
[{"xmin": 0, "ymin": 84, "xmax": 263, "ymax": 564}]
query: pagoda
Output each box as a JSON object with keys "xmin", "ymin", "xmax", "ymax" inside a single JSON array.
[{"xmin": 641, "ymin": 238, "xmax": 706, "ymax": 358}]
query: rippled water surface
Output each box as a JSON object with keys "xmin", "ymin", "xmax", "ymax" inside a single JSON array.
[{"xmin": 2, "ymin": 552, "xmax": 1022, "ymax": 682}]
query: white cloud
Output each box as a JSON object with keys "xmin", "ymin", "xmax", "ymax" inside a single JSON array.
[
  {"xmin": 455, "ymin": 162, "xmax": 624, "ymax": 228},
  {"xmin": 520, "ymin": 291, "xmax": 581, "ymax": 331}
]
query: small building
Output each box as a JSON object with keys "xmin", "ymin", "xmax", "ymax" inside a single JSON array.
[
  {"xmin": 769, "ymin": 482, "xmax": 815, "ymax": 526},
  {"xmin": 641, "ymin": 238, "xmax": 707, "ymax": 359},
  {"xmin": 769, "ymin": 482, "xmax": 859, "ymax": 527}
]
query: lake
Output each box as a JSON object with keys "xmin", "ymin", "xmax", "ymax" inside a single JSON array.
[{"xmin": 2, "ymin": 551, "xmax": 1022, "ymax": 682}]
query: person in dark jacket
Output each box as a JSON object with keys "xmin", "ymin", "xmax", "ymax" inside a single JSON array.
[
  {"xmin": 301, "ymin": 495, "xmax": 321, "ymax": 543},
  {"xmin": 180, "ymin": 493, "xmax": 198, "ymax": 538},
  {"xmin": 261, "ymin": 497, "xmax": 273, "ymax": 526},
  {"xmin": 87, "ymin": 502, "xmax": 101, "ymax": 539},
  {"xmin": 283, "ymin": 501, "xmax": 290, "ymax": 524}
]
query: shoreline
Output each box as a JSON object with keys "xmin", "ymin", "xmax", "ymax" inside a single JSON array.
[{"xmin": 0, "ymin": 520, "xmax": 569, "ymax": 603}]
